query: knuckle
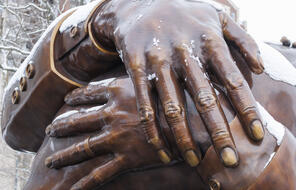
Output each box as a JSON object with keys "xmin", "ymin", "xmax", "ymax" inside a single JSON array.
[
  {"xmin": 116, "ymin": 155, "xmax": 127, "ymax": 166},
  {"xmin": 211, "ymin": 128, "xmax": 231, "ymax": 144},
  {"xmin": 149, "ymin": 137, "xmax": 162, "ymax": 148},
  {"xmin": 202, "ymin": 29, "xmax": 223, "ymax": 43},
  {"xmin": 139, "ymin": 106, "xmax": 155, "ymax": 123},
  {"xmin": 93, "ymin": 172, "xmax": 103, "ymax": 183},
  {"xmin": 146, "ymin": 48, "xmax": 170, "ymax": 64},
  {"xmin": 225, "ymin": 73, "xmax": 245, "ymax": 90},
  {"xmin": 242, "ymin": 106, "xmax": 257, "ymax": 115},
  {"xmin": 195, "ymin": 89, "xmax": 216, "ymax": 113},
  {"xmin": 164, "ymin": 101, "xmax": 183, "ymax": 120},
  {"xmin": 175, "ymin": 136, "xmax": 192, "ymax": 148},
  {"xmin": 129, "ymin": 62, "xmax": 142, "ymax": 72},
  {"xmin": 128, "ymin": 56, "xmax": 145, "ymax": 74}
]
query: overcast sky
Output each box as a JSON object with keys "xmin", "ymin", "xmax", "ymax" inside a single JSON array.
[{"xmin": 232, "ymin": 0, "xmax": 296, "ymax": 43}]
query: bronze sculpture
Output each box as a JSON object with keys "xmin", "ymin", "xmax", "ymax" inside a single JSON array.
[{"xmin": 1, "ymin": 0, "xmax": 296, "ymax": 189}]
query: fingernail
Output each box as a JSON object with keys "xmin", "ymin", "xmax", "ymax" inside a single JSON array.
[
  {"xmin": 220, "ymin": 147, "xmax": 238, "ymax": 167},
  {"xmin": 45, "ymin": 125, "xmax": 52, "ymax": 136},
  {"xmin": 46, "ymin": 129, "xmax": 56, "ymax": 137},
  {"xmin": 184, "ymin": 150, "xmax": 200, "ymax": 167},
  {"xmin": 257, "ymin": 53, "xmax": 265, "ymax": 71},
  {"xmin": 158, "ymin": 149, "xmax": 171, "ymax": 164},
  {"xmin": 251, "ymin": 120, "xmax": 264, "ymax": 141},
  {"xmin": 64, "ymin": 94, "xmax": 71, "ymax": 103},
  {"xmin": 45, "ymin": 156, "xmax": 53, "ymax": 168}
]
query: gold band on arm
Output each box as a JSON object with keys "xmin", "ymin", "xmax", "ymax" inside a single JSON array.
[
  {"xmin": 50, "ymin": 9, "xmax": 84, "ymax": 87},
  {"xmin": 84, "ymin": 137, "xmax": 96, "ymax": 157},
  {"xmin": 88, "ymin": 22, "xmax": 118, "ymax": 55},
  {"xmin": 84, "ymin": 0, "xmax": 118, "ymax": 56}
]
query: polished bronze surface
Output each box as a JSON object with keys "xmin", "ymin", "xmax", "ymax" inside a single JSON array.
[
  {"xmin": 1, "ymin": 0, "xmax": 296, "ymax": 189},
  {"xmin": 24, "ymin": 72, "xmax": 296, "ymax": 190}
]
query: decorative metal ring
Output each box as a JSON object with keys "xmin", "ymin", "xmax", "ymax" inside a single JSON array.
[
  {"xmin": 25, "ymin": 63, "xmax": 35, "ymax": 79},
  {"xmin": 84, "ymin": 137, "xmax": 96, "ymax": 157},
  {"xmin": 12, "ymin": 88, "xmax": 20, "ymax": 104},
  {"xmin": 209, "ymin": 178, "xmax": 220, "ymax": 190},
  {"xmin": 19, "ymin": 77, "xmax": 27, "ymax": 91}
]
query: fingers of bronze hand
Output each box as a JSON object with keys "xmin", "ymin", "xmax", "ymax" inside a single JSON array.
[
  {"xmin": 177, "ymin": 48, "xmax": 238, "ymax": 167},
  {"xmin": 219, "ymin": 12, "xmax": 264, "ymax": 74},
  {"xmin": 205, "ymin": 37, "xmax": 264, "ymax": 142},
  {"xmin": 65, "ymin": 85, "xmax": 109, "ymax": 106},
  {"xmin": 46, "ymin": 107, "xmax": 109, "ymax": 137},
  {"xmin": 45, "ymin": 140, "xmax": 93, "ymax": 169},
  {"xmin": 147, "ymin": 54, "xmax": 200, "ymax": 167},
  {"xmin": 128, "ymin": 56, "xmax": 172, "ymax": 164},
  {"xmin": 45, "ymin": 134, "xmax": 111, "ymax": 169},
  {"xmin": 70, "ymin": 156, "xmax": 125, "ymax": 190}
]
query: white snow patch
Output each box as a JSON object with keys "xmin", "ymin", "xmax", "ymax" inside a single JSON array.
[
  {"xmin": 182, "ymin": 42, "xmax": 203, "ymax": 68},
  {"xmin": 59, "ymin": 0, "xmax": 103, "ymax": 32},
  {"xmin": 4, "ymin": 8, "xmax": 79, "ymax": 95},
  {"xmin": 152, "ymin": 38, "xmax": 160, "ymax": 47},
  {"xmin": 117, "ymin": 50, "xmax": 123, "ymax": 61},
  {"xmin": 53, "ymin": 105, "xmax": 105, "ymax": 122},
  {"xmin": 85, "ymin": 105, "xmax": 104, "ymax": 112},
  {"xmin": 53, "ymin": 110, "xmax": 79, "ymax": 122},
  {"xmin": 264, "ymin": 152, "xmax": 275, "ymax": 169},
  {"xmin": 148, "ymin": 73, "xmax": 156, "ymax": 81},
  {"xmin": 89, "ymin": 78, "xmax": 116, "ymax": 87},
  {"xmin": 256, "ymin": 40, "xmax": 296, "ymax": 86},
  {"xmin": 50, "ymin": 141, "xmax": 55, "ymax": 151},
  {"xmin": 214, "ymin": 88, "xmax": 220, "ymax": 95},
  {"xmin": 190, "ymin": 0, "xmax": 225, "ymax": 11},
  {"xmin": 257, "ymin": 102, "xmax": 285, "ymax": 146},
  {"xmin": 136, "ymin": 14, "xmax": 143, "ymax": 21}
]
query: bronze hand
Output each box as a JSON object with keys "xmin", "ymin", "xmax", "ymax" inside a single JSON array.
[
  {"xmin": 45, "ymin": 77, "xmax": 173, "ymax": 190},
  {"xmin": 89, "ymin": 0, "xmax": 264, "ymax": 166}
]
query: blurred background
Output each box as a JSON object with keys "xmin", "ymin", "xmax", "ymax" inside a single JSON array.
[{"xmin": 0, "ymin": 0, "xmax": 295, "ymax": 189}]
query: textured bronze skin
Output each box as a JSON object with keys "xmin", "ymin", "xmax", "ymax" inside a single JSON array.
[
  {"xmin": 2, "ymin": 0, "xmax": 266, "ymax": 168},
  {"xmin": 36, "ymin": 45, "xmax": 296, "ymax": 189},
  {"xmin": 91, "ymin": 0, "xmax": 267, "ymax": 165},
  {"xmin": 1, "ymin": 1, "xmax": 296, "ymax": 189},
  {"xmin": 25, "ymin": 67, "xmax": 296, "ymax": 189}
]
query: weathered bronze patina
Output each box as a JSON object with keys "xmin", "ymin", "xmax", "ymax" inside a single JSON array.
[
  {"xmin": 2, "ymin": 0, "xmax": 265, "ymax": 167},
  {"xmin": 1, "ymin": 0, "xmax": 296, "ymax": 189}
]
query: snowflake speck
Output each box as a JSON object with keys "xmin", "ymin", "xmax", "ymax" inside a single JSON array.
[
  {"xmin": 136, "ymin": 14, "xmax": 143, "ymax": 20},
  {"xmin": 153, "ymin": 38, "xmax": 160, "ymax": 47},
  {"xmin": 148, "ymin": 73, "xmax": 156, "ymax": 80}
]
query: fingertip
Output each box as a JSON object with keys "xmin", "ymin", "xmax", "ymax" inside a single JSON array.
[
  {"xmin": 158, "ymin": 149, "xmax": 171, "ymax": 164},
  {"xmin": 45, "ymin": 125, "xmax": 57, "ymax": 137},
  {"xmin": 64, "ymin": 93, "xmax": 74, "ymax": 105},
  {"xmin": 245, "ymin": 51, "xmax": 265, "ymax": 75},
  {"xmin": 252, "ymin": 52, "xmax": 265, "ymax": 74},
  {"xmin": 220, "ymin": 147, "xmax": 239, "ymax": 167},
  {"xmin": 45, "ymin": 156, "xmax": 53, "ymax": 168},
  {"xmin": 250, "ymin": 120, "xmax": 264, "ymax": 141},
  {"xmin": 45, "ymin": 125, "xmax": 52, "ymax": 136},
  {"xmin": 184, "ymin": 150, "xmax": 200, "ymax": 167}
]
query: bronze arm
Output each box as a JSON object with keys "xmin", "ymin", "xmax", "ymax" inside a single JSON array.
[{"xmin": 2, "ymin": 0, "xmax": 264, "ymax": 168}]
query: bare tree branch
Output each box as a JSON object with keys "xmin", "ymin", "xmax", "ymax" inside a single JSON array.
[
  {"xmin": 0, "ymin": 46, "xmax": 30, "ymax": 55},
  {"xmin": 0, "ymin": 64, "xmax": 17, "ymax": 72},
  {"xmin": 0, "ymin": 3, "xmax": 48, "ymax": 12}
]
